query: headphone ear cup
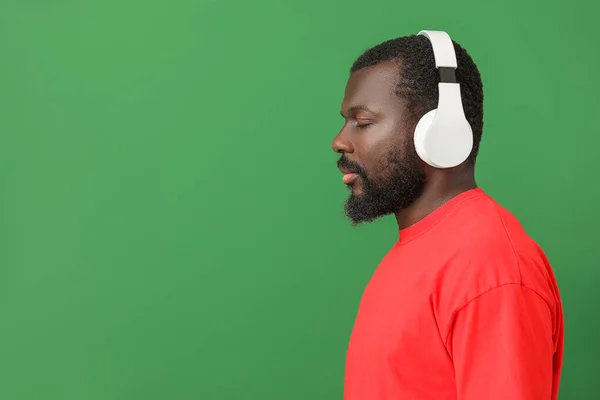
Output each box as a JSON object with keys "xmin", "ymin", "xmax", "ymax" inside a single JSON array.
[{"xmin": 414, "ymin": 109, "xmax": 438, "ymax": 167}]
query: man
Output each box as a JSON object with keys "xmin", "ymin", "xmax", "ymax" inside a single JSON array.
[{"xmin": 332, "ymin": 31, "xmax": 564, "ymax": 399}]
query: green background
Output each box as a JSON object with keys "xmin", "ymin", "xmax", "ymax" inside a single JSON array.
[{"xmin": 0, "ymin": 0, "xmax": 597, "ymax": 398}]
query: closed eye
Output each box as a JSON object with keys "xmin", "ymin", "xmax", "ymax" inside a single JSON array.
[{"xmin": 356, "ymin": 122, "xmax": 373, "ymax": 129}]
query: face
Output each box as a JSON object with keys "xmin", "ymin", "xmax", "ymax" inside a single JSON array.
[{"xmin": 332, "ymin": 61, "xmax": 426, "ymax": 225}]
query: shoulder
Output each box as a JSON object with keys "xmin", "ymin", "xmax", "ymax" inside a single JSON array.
[
  {"xmin": 431, "ymin": 191, "xmax": 561, "ymax": 331},
  {"xmin": 438, "ymin": 191, "xmax": 553, "ymax": 287}
]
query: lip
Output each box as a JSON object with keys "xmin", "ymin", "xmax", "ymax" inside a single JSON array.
[
  {"xmin": 339, "ymin": 168, "xmax": 359, "ymax": 184},
  {"xmin": 342, "ymin": 173, "xmax": 359, "ymax": 184}
]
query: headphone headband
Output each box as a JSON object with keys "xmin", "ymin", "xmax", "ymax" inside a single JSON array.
[{"xmin": 418, "ymin": 30, "xmax": 457, "ymax": 69}]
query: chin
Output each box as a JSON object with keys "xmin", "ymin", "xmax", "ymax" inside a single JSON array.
[
  {"xmin": 344, "ymin": 199, "xmax": 385, "ymax": 226},
  {"xmin": 347, "ymin": 184, "xmax": 364, "ymax": 197}
]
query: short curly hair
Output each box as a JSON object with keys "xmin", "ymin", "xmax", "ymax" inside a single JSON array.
[{"xmin": 350, "ymin": 34, "xmax": 484, "ymax": 166}]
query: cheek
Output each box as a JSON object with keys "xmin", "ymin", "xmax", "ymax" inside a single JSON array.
[{"xmin": 362, "ymin": 128, "xmax": 409, "ymax": 175}]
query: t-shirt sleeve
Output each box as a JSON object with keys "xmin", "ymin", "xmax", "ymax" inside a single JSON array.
[{"xmin": 448, "ymin": 283, "xmax": 556, "ymax": 400}]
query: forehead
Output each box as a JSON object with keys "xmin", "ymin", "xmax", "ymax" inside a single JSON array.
[{"xmin": 341, "ymin": 61, "xmax": 403, "ymax": 114}]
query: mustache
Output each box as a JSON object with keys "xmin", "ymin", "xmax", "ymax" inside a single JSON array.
[{"xmin": 337, "ymin": 155, "xmax": 367, "ymax": 177}]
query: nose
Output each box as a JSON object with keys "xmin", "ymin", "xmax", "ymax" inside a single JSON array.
[{"xmin": 332, "ymin": 130, "xmax": 354, "ymax": 154}]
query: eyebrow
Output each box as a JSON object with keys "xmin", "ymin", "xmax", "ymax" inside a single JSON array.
[{"xmin": 340, "ymin": 105, "xmax": 374, "ymax": 118}]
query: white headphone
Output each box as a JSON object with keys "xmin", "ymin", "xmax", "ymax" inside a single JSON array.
[{"xmin": 413, "ymin": 30, "xmax": 473, "ymax": 169}]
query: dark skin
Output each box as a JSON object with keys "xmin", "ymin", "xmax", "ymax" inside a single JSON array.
[{"xmin": 332, "ymin": 60, "xmax": 477, "ymax": 229}]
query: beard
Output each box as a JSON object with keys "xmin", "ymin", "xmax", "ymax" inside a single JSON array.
[{"xmin": 338, "ymin": 145, "xmax": 426, "ymax": 226}]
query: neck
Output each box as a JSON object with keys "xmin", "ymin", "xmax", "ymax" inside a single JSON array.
[{"xmin": 395, "ymin": 169, "xmax": 477, "ymax": 230}]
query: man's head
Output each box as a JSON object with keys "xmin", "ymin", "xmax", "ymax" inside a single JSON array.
[{"xmin": 332, "ymin": 34, "xmax": 484, "ymax": 225}]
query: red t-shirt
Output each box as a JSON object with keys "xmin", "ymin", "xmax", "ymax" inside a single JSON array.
[{"xmin": 344, "ymin": 188, "xmax": 564, "ymax": 400}]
